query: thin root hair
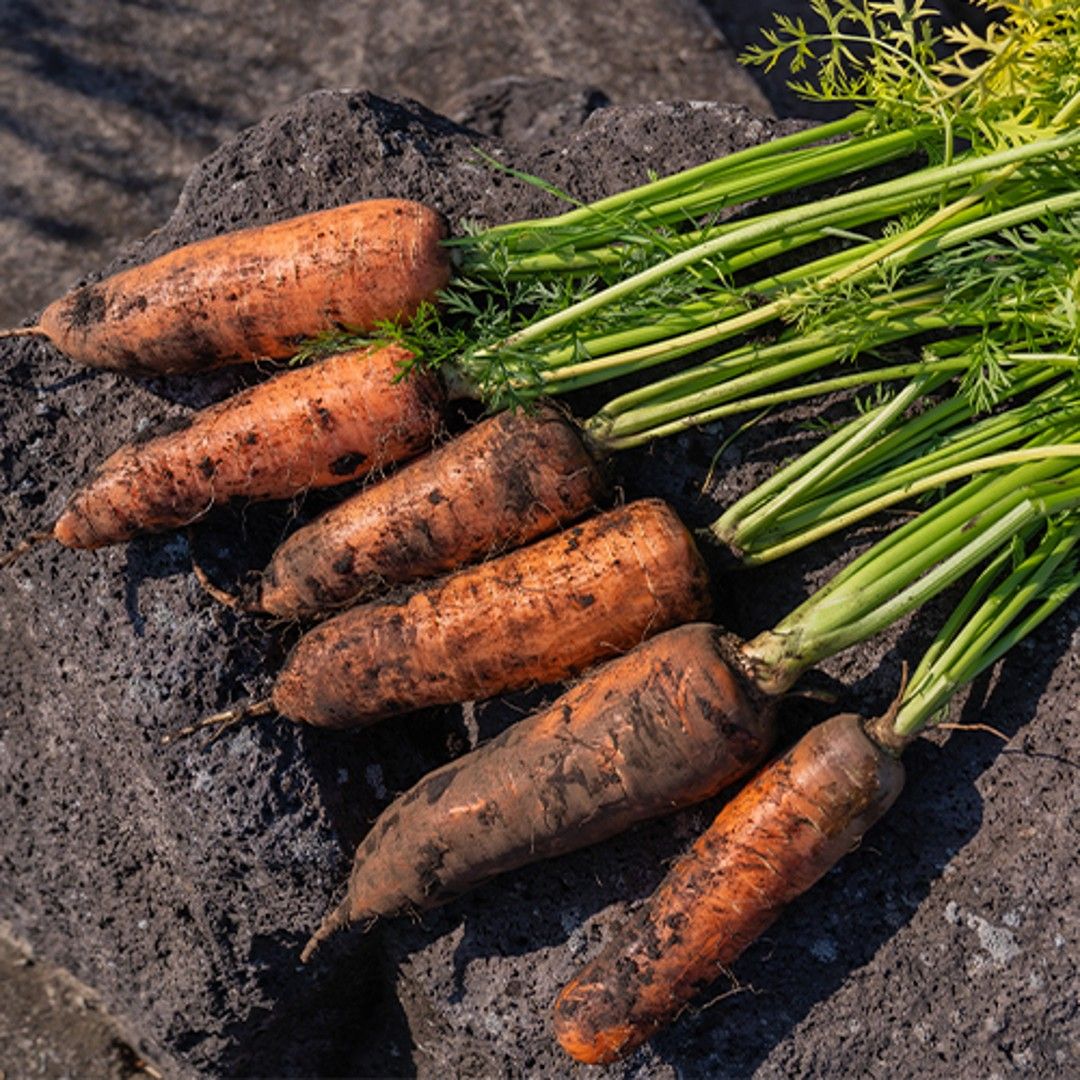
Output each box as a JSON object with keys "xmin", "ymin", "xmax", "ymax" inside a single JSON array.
[{"xmin": 160, "ymin": 698, "xmax": 274, "ymax": 747}]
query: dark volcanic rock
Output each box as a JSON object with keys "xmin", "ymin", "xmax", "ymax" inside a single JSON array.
[
  {"xmin": 446, "ymin": 76, "xmax": 611, "ymax": 144},
  {"xmin": 1, "ymin": 90, "xmax": 1076, "ymax": 1079}
]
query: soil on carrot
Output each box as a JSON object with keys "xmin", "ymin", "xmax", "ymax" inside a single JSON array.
[{"xmin": 0, "ymin": 89, "xmax": 1075, "ymax": 1080}]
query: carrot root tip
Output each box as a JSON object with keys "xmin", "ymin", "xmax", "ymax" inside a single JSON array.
[
  {"xmin": 188, "ymin": 532, "xmax": 252, "ymax": 611},
  {"xmin": 0, "ymin": 529, "xmax": 53, "ymax": 569},
  {"xmin": 0, "ymin": 326, "xmax": 45, "ymax": 341},
  {"xmin": 160, "ymin": 697, "xmax": 274, "ymax": 746},
  {"xmin": 300, "ymin": 897, "xmax": 353, "ymax": 964}
]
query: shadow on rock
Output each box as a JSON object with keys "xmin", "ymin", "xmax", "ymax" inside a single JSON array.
[
  {"xmin": 214, "ymin": 929, "xmax": 418, "ymax": 1078},
  {"xmin": 0, "ymin": 0, "xmax": 233, "ymax": 151}
]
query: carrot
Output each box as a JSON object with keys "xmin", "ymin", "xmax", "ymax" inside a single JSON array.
[
  {"xmin": 268, "ymin": 498, "xmax": 711, "ymax": 729},
  {"xmin": 23, "ymin": 344, "xmax": 442, "ymax": 552},
  {"xmin": 552, "ymin": 711, "xmax": 905, "ymax": 1064},
  {"xmin": 300, "ymin": 622, "xmax": 774, "ymax": 961},
  {"xmin": 256, "ymin": 405, "xmax": 607, "ymax": 618},
  {"xmin": 1, "ymin": 200, "xmax": 450, "ymax": 375}
]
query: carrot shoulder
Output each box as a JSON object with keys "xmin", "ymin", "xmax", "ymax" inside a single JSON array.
[
  {"xmin": 52, "ymin": 344, "xmax": 443, "ymax": 549},
  {"xmin": 301, "ymin": 623, "xmax": 774, "ymax": 960},
  {"xmin": 36, "ymin": 199, "xmax": 450, "ymax": 374},
  {"xmin": 271, "ymin": 498, "xmax": 712, "ymax": 729},
  {"xmin": 257, "ymin": 405, "xmax": 607, "ymax": 618},
  {"xmin": 553, "ymin": 712, "xmax": 905, "ymax": 1065}
]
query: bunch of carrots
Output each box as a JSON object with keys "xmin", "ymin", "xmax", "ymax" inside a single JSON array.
[{"xmin": 2, "ymin": 0, "xmax": 1078, "ymax": 1065}]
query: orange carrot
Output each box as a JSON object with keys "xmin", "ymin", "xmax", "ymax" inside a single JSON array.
[
  {"xmin": 28, "ymin": 344, "xmax": 442, "ymax": 552},
  {"xmin": 2, "ymin": 200, "xmax": 450, "ymax": 375},
  {"xmin": 257, "ymin": 405, "xmax": 607, "ymax": 618},
  {"xmin": 553, "ymin": 711, "xmax": 905, "ymax": 1064},
  {"xmin": 269, "ymin": 499, "xmax": 711, "ymax": 729},
  {"xmin": 300, "ymin": 623, "xmax": 774, "ymax": 961}
]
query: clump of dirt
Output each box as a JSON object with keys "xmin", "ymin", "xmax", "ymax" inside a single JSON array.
[{"xmin": 1, "ymin": 88, "xmax": 1075, "ymax": 1079}]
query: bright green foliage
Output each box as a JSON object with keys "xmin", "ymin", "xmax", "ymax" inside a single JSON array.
[{"xmin": 744, "ymin": 1, "xmax": 1080, "ymax": 154}]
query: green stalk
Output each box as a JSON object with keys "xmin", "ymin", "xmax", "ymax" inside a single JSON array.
[
  {"xmin": 586, "ymin": 305, "xmax": 953, "ymax": 446},
  {"xmin": 494, "ymin": 128, "xmax": 1080, "ymax": 353},
  {"xmin": 791, "ymin": 89, "xmax": 1080, "ymax": 306},
  {"xmin": 590, "ymin": 356, "xmax": 1008, "ymax": 452},
  {"xmin": 738, "ymin": 459, "xmax": 1080, "ymax": 693},
  {"xmin": 585, "ymin": 127, "xmax": 927, "ymax": 239},
  {"xmin": 719, "ymin": 370, "xmax": 1076, "ymax": 559},
  {"xmin": 508, "ymin": 222, "xmax": 885, "ymax": 381},
  {"xmin": 892, "ymin": 523, "xmax": 1080, "ymax": 736},
  {"xmin": 712, "ymin": 362, "xmax": 975, "ymax": 544},
  {"xmin": 758, "ymin": 404, "xmax": 1076, "ymax": 536},
  {"xmin": 477, "ymin": 113, "xmax": 872, "ymax": 247},
  {"xmin": 502, "ymin": 165, "xmax": 937, "ymax": 278},
  {"xmin": 794, "ymin": 370, "xmax": 1073, "ymax": 497},
  {"xmin": 530, "ymin": 237, "xmax": 912, "ymax": 392},
  {"xmin": 586, "ymin": 283, "xmax": 944, "ymax": 410},
  {"xmin": 718, "ymin": 374, "xmax": 942, "ymax": 544},
  {"xmin": 780, "ymin": 457, "xmax": 1078, "ymax": 615},
  {"xmin": 742, "ymin": 445, "xmax": 1080, "ymax": 564},
  {"xmin": 538, "ymin": 183, "xmax": 1078, "ymax": 405}
]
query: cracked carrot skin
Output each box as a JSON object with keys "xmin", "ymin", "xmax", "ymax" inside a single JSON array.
[
  {"xmin": 553, "ymin": 712, "xmax": 905, "ymax": 1065},
  {"xmin": 258, "ymin": 405, "xmax": 607, "ymax": 618},
  {"xmin": 301, "ymin": 623, "xmax": 774, "ymax": 960},
  {"xmin": 34, "ymin": 200, "xmax": 451, "ymax": 375},
  {"xmin": 52, "ymin": 344, "xmax": 443, "ymax": 549},
  {"xmin": 271, "ymin": 498, "xmax": 712, "ymax": 729}
]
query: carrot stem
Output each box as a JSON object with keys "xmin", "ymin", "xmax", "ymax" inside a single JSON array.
[
  {"xmin": 478, "ymin": 113, "xmax": 874, "ymax": 246},
  {"xmin": 590, "ymin": 348, "xmax": 976, "ymax": 451},
  {"xmin": 739, "ymin": 458, "xmax": 1080, "ymax": 692},
  {"xmin": 497, "ymin": 127, "xmax": 927, "ymax": 275},
  {"xmin": 496, "ymin": 129, "xmax": 1080, "ymax": 353},
  {"xmin": 577, "ymin": 185, "xmax": 1080, "ymax": 436},
  {"xmin": 893, "ymin": 523, "xmax": 1080, "ymax": 735},
  {"xmin": 721, "ymin": 374, "xmax": 944, "ymax": 542},
  {"xmin": 718, "ymin": 370, "xmax": 1074, "ymax": 559},
  {"xmin": 744, "ymin": 446, "xmax": 1080, "ymax": 564}
]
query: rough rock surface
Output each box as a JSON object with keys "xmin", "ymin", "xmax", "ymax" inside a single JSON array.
[
  {"xmin": 0, "ymin": 924, "xmax": 149, "ymax": 1079},
  {"xmin": 1, "ymin": 91, "xmax": 1077, "ymax": 1080}
]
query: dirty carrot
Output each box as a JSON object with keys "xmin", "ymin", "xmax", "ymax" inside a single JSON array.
[
  {"xmin": 1, "ymin": 344, "xmax": 441, "ymax": 558},
  {"xmin": 300, "ymin": 622, "xmax": 774, "ymax": 961},
  {"xmin": 0, "ymin": 99, "xmax": 922, "ymax": 380},
  {"xmin": 170, "ymin": 498, "xmax": 710, "ymax": 741},
  {"xmin": 552, "ymin": 710, "xmax": 906, "ymax": 1064},
  {"xmin": 1, "ymin": 200, "xmax": 452, "ymax": 375},
  {"xmin": 257, "ymin": 404, "xmax": 606, "ymax": 618}
]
